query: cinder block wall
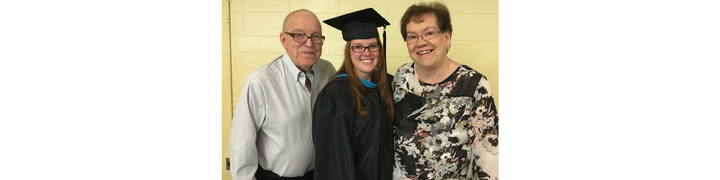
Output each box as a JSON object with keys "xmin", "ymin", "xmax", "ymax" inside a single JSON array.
[{"xmin": 222, "ymin": 0, "xmax": 497, "ymax": 179}]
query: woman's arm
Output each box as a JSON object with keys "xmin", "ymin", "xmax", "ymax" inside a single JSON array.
[
  {"xmin": 469, "ymin": 75, "xmax": 499, "ymax": 179},
  {"xmin": 312, "ymin": 84, "xmax": 357, "ymax": 180}
]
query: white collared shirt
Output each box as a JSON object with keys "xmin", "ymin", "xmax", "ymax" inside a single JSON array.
[{"xmin": 229, "ymin": 52, "xmax": 336, "ymax": 180}]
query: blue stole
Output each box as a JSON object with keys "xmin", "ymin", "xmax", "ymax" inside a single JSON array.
[{"xmin": 335, "ymin": 74, "xmax": 377, "ymax": 88}]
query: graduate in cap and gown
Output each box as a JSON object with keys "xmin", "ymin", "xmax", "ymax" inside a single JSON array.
[{"xmin": 311, "ymin": 8, "xmax": 394, "ymax": 180}]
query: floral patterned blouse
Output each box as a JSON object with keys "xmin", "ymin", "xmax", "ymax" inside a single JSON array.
[{"xmin": 392, "ymin": 63, "xmax": 499, "ymax": 180}]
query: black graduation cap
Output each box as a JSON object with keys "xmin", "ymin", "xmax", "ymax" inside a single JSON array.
[
  {"xmin": 324, "ymin": 8, "xmax": 390, "ymax": 70},
  {"xmin": 324, "ymin": 8, "xmax": 390, "ymax": 41}
]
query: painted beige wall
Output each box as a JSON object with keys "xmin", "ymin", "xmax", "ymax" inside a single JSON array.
[
  {"xmin": 222, "ymin": 0, "xmax": 497, "ymax": 179},
  {"xmin": 221, "ymin": 0, "xmax": 232, "ymax": 179}
]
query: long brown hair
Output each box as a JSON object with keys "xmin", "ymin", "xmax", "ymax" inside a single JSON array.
[{"xmin": 329, "ymin": 37, "xmax": 394, "ymax": 118}]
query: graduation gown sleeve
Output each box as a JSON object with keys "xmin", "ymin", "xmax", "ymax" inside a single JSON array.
[{"xmin": 312, "ymin": 80, "xmax": 357, "ymax": 180}]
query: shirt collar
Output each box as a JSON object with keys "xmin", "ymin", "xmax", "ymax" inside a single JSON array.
[
  {"xmin": 281, "ymin": 52, "xmax": 314, "ymax": 80},
  {"xmin": 281, "ymin": 52, "xmax": 301, "ymax": 77}
]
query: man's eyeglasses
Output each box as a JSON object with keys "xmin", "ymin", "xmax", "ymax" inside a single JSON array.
[
  {"xmin": 405, "ymin": 30, "xmax": 443, "ymax": 44},
  {"xmin": 350, "ymin": 45, "xmax": 380, "ymax": 53},
  {"xmin": 284, "ymin": 32, "xmax": 325, "ymax": 44}
]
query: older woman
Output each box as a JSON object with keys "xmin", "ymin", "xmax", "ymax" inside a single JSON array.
[{"xmin": 392, "ymin": 2, "xmax": 499, "ymax": 179}]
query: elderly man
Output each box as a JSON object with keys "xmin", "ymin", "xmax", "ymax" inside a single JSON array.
[{"xmin": 229, "ymin": 9, "xmax": 336, "ymax": 180}]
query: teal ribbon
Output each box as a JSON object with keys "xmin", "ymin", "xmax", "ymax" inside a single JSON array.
[{"xmin": 335, "ymin": 74, "xmax": 377, "ymax": 88}]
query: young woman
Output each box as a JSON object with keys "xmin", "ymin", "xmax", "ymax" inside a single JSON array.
[{"xmin": 312, "ymin": 8, "xmax": 395, "ymax": 180}]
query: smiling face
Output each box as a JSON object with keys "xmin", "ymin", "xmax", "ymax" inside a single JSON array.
[
  {"xmin": 405, "ymin": 14, "xmax": 451, "ymax": 70},
  {"xmin": 280, "ymin": 10, "xmax": 323, "ymax": 72},
  {"xmin": 349, "ymin": 38, "xmax": 380, "ymax": 81}
]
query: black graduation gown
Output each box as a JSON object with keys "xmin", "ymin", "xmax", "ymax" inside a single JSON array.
[{"xmin": 312, "ymin": 75, "xmax": 393, "ymax": 180}]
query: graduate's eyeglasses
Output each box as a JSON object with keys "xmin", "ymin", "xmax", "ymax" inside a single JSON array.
[
  {"xmin": 284, "ymin": 32, "xmax": 325, "ymax": 44},
  {"xmin": 350, "ymin": 45, "xmax": 380, "ymax": 53},
  {"xmin": 405, "ymin": 30, "xmax": 443, "ymax": 44}
]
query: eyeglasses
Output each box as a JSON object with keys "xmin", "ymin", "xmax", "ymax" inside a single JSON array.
[
  {"xmin": 284, "ymin": 32, "xmax": 325, "ymax": 44},
  {"xmin": 405, "ymin": 30, "xmax": 442, "ymax": 44},
  {"xmin": 350, "ymin": 45, "xmax": 380, "ymax": 53}
]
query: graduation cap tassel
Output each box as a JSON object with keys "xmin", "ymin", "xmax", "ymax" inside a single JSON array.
[{"xmin": 383, "ymin": 25, "xmax": 387, "ymax": 70}]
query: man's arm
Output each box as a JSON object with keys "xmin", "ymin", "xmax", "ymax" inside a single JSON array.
[{"xmin": 229, "ymin": 77, "xmax": 266, "ymax": 180}]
